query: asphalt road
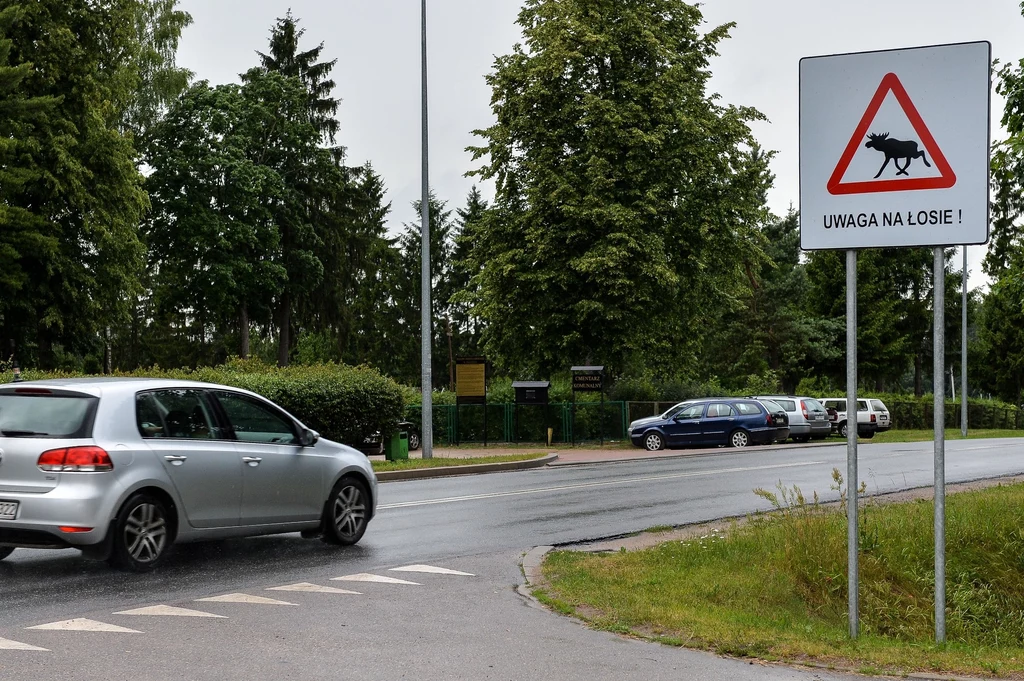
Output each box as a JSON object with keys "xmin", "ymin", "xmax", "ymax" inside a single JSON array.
[{"xmin": 1, "ymin": 437, "xmax": 1022, "ymax": 680}]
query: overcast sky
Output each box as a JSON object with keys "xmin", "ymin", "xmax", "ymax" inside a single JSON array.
[{"xmin": 175, "ymin": 0, "xmax": 1024, "ymax": 289}]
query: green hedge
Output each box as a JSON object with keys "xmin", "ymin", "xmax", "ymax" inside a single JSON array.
[{"xmin": 1, "ymin": 358, "xmax": 405, "ymax": 448}]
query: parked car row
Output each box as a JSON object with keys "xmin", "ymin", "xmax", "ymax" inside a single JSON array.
[{"xmin": 628, "ymin": 394, "xmax": 891, "ymax": 451}]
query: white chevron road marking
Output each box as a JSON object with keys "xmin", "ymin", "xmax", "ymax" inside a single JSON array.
[{"xmin": 390, "ymin": 564, "xmax": 474, "ymax": 576}]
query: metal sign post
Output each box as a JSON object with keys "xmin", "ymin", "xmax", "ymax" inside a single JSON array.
[
  {"xmin": 800, "ymin": 41, "xmax": 989, "ymax": 643},
  {"xmin": 962, "ymin": 247, "xmax": 968, "ymax": 438},
  {"xmin": 846, "ymin": 249, "xmax": 859, "ymax": 639},
  {"xmin": 934, "ymin": 247, "xmax": 947, "ymax": 642},
  {"xmin": 571, "ymin": 366, "xmax": 605, "ymax": 445}
]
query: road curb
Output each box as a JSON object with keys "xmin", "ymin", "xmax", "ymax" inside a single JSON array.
[
  {"xmin": 375, "ymin": 453, "xmax": 558, "ymax": 481},
  {"xmin": 521, "ymin": 545, "xmax": 553, "ymax": 587}
]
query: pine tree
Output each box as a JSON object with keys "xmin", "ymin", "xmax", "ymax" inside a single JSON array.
[
  {"xmin": 0, "ymin": 4, "xmax": 59, "ymax": 351},
  {"xmin": 0, "ymin": 0, "xmax": 147, "ymax": 369},
  {"xmin": 252, "ymin": 10, "xmax": 340, "ymax": 143}
]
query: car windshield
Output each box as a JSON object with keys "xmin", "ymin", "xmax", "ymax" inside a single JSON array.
[
  {"xmin": 0, "ymin": 392, "xmax": 97, "ymax": 438},
  {"xmin": 661, "ymin": 402, "xmax": 694, "ymax": 419}
]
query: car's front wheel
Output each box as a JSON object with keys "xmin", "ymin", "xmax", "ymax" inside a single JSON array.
[
  {"xmin": 407, "ymin": 429, "xmax": 421, "ymax": 451},
  {"xmin": 729, "ymin": 430, "xmax": 750, "ymax": 448},
  {"xmin": 643, "ymin": 431, "xmax": 665, "ymax": 451},
  {"xmin": 0, "ymin": 547, "xmax": 14, "ymax": 561},
  {"xmin": 322, "ymin": 476, "xmax": 370, "ymax": 546},
  {"xmin": 109, "ymin": 493, "xmax": 171, "ymax": 573}
]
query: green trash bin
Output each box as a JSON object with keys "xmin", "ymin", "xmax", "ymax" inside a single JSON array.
[{"xmin": 384, "ymin": 430, "xmax": 409, "ymax": 461}]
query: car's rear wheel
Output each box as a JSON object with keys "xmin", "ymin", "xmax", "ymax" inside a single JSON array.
[
  {"xmin": 863, "ymin": 431, "xmax": 875, "ymax": 439},
  {"xmin": 322, "ymin": 476, "xmax": 370, "ymax": 546},
  {"xmin": 795, "ymin": 435, "xmax": 811, "ymax": 443},
  {"xmin": 838, "ymin": 421, "xmax": 849, "ymax": 438},
  {"xmin": 0, "ymin": 547, "xmax": 14, "ymax": 561},
  {"xmin": 729, "ymin": 430, "xmax": 750, "ymax": 448},
  {"xmin": 109, "ymin": 493, "xmax": 171, "ymax": 573},
  {"xmin": 643, "ymin": 431, "xmax": 665, "ymax": 451},
  {"xmin": 407, "ymin": 429, "xmax": 421, "ymax": 451}
]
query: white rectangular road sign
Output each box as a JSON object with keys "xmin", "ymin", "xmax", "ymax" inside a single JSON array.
[{"xmin": 800, "ymin": 42, "xmax": 990, "ymax": 250}]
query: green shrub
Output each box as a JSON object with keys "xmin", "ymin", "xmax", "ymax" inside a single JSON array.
[{"xmin": 1, "ymin": 359, "xmax": 405, "ymax": 448}]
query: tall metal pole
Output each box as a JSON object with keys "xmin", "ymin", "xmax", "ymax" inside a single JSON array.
[
  {"xmin": 934, "ymin": 246, "xmax": 947, "ymax": 643},
  {"xmin": 961, "ymin": 247, "xmax": 968, "ymax": 438},
  {"xmin": 419, "ymin": 0, "xmax": 433, "ymax": 459},
  {"xmin": 846, "ymin": 249, "xmax": 859, "ymax": 639}
]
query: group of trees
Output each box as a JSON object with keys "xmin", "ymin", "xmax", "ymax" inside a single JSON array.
[{"xmin": 2, "ymin": 0, "xmax": 1023, "ymax": 403}]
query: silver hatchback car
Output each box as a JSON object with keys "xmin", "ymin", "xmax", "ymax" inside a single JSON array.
[{"xmin": 0, "ymin": 378, "xmax": 378, "ymax": 572}]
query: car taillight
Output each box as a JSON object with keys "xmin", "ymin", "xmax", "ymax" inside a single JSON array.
[
  {"xmin": 37, "ymin": 446, "xmax": 113, "ymax": 472},
  {"xmin": 871, "ymin": 414, "xmax": 876, "ymax": 423},
  {"xmin": 766, "ymin": 413, "xmax": 773, "ymax": 425},
  {"xmin": 800, "ymin": 400, "xmax": 809, "ymax": 419}
]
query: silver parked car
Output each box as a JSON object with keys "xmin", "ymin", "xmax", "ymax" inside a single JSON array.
[
  {"xmin": 0, "ymin": 378, "xmax": 378, "ymax": 572},
  {"xmin": 752, "ymin": 395, "xmax": 832, "ymax": 442}
]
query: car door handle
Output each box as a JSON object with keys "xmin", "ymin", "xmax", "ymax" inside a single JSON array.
[
  {"xmin": 164, "ymin": 455, "xmax": 187, "ymax": 466},
  {"xmin": 242, "ymin": 456, "xmax": 263, "ymax": 467}
]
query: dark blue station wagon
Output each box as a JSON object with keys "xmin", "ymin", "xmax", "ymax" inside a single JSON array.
[{"xmin": 628, "ymin": 399, "xmax": 777, "ymax": 451}]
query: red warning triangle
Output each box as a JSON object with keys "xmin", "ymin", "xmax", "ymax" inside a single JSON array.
[{"xmin": 827, "ymin": 72, "xmax": 956, "ymax": 195}]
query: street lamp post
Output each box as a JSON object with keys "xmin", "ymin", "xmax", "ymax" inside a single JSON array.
[{"xmin": 420, "ymin": 0, "xmax": 433, "ymax": 458}]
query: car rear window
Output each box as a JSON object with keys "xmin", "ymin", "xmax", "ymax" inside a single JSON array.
[
  {"xmin": 734, "ymin": 402, "xmax": 763, "ymax": 415},
  {"xmin": 0, "ymin": 391, "xmax": 97, "ymax": 438},
  {"xmin": 804, "ymin": 398, "xmax": 826, "ymax": 413},
  {"xmin": 871, "ymin": 400, "xmax": 887, "ymax": 411}
]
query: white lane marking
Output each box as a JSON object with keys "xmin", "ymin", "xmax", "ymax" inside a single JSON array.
[
  {"xmin": 390, "ymin": 565, "xmax": 475, "ymax": 576},
  {"xmin": 331, "ymin": 573, "xmax": 420, "ymax": 585},
  {"xmin": 114, "ymin": 605, "xmax": 226, "ymax": 618},
  {"xmin": 196, "ymin": 593, "xmax": 298, "ymax": 606},
  {"xmin": 267, "ymin": 583, "xmax": 361, "ymax": 594},
  {"xmin": 0, "ymin": 637, "xmax": 48, "ymax": 651},
  {"xmin": 379, "ymin": 460, "xmax": 825, "ymax": 510},
  {"xmin": 27, "ymin": 619, "xmax": 141, "ymax": 633}
]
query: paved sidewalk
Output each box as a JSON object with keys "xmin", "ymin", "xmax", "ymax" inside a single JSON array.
[{"xmin": 370, "ymin": 440, "xmax": 841, "ymax": 479}]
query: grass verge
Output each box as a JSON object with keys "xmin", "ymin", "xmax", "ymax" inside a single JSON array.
[
  {"xmin": 371, "ymin": 453, "xmax": 547, "ymax": 472},
  {"xmin": 537, "ymin": 473, "xmax": 1024, "ymax": 678},
  {"xmin": 865, "ymin": 428, "xmax": 1023, "ymax": 444}
]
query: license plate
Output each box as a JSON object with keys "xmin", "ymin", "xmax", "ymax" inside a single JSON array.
[{"xmin": 0, "ymin": 501, "xmax": 17, "ymax": 520}]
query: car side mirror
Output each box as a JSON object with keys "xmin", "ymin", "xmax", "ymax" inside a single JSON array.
[{"xmin": 300, "ymin": 428, "xmax": 319, "ymax": 446}]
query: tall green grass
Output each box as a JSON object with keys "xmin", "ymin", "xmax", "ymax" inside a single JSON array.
[{"xmin": 540, "ymin": 474, "xmax": 1024, "ymax": 674}]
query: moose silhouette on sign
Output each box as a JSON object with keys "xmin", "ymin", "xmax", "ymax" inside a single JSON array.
[{"xmin": 864, "ymin": 132, "xmax": 932, "ymax": 178}]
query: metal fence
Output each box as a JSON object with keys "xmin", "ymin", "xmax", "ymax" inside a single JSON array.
[
  {"xmin": 888, "ymin": 401, "xmax": 1024, "ymax": 430},
  {"xmin": 404, "ymin": 402, "xmax": 628, "ymax": 445}
]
